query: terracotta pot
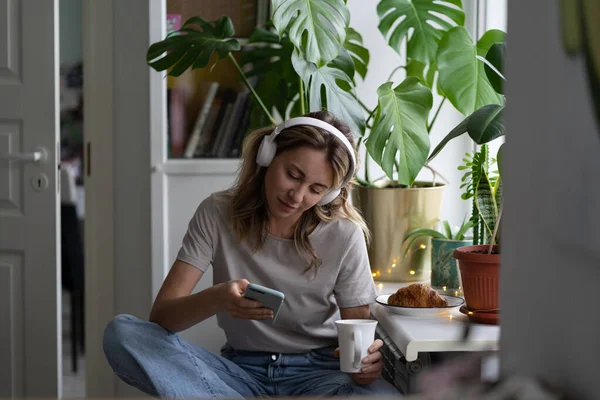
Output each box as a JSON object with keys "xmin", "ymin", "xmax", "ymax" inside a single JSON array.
[{"xmin": 453, "ymin": 245, "xmax": 500, "ymax": 311}]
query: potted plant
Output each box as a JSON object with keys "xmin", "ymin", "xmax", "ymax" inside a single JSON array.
[
  {"xmin": 425, "ymin": 39, "xmax": 505, "ymax": 323},
  {"xmin": 402, "ymin": 217, "xmax": 473, "ymax": 294},
  {"xmin": 146, "ymin": 1, "xmax": 506, "ymax": 282},
  {"xmin": 451, "ymin": 143, "xmax": 503, "ymax": 324}
]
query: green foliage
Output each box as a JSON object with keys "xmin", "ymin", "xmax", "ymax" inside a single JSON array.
[
  {"xmin": 377, "ymin": 0, "xmax": 465, "ymax": 63},
  {"xmin": 436, "ymin": 27, "xmax": 505, "ymax": 115},
  {"xmin": 485, "ymin": 42, "xmax": 505, "ymax": 94},
  {"xmin": 145, "ymin": 1, "xmax": 507, "ymax": 187},
  {"xmin": 427, "ymin": 104, "xmax": 505, "ymax": 162},
  {"xmin": 147, "ymin": 16, "xmax": 241, "ymax": 76},
  {"xmin": 458, "ymin": 144, "xmax": 502, "ymax": 245},
  {"xmin": 240, "ymin": 26, "xmax": 299, "ymax": 127},
  {"xmin": 271, "ymin": 0, "xmax": 350, "ymax": 67},
  {"xmin": 402, "ymin": 216, "xmax": 474, "ymax": 257},
  {"xmin": 343, "ymin": 27, "xmax": 370, "ymax": 81},
  {"xmin": 292, "ymin": 52, "xmax": 365, "ymax": 136},
  {"xmin": 366, "ymin": 78, "xmax": 433, "ymax": 185}
]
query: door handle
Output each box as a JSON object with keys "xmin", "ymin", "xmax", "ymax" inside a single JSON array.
[{"xmin": 0, "ymin": 147, "xmax": 48, "ymax": 163}]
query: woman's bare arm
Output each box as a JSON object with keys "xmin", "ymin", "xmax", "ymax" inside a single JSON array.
[
  {"xmin": 339, "ymin": 305, "xmax": 370, "ymax": 320},
  {"xmin": 149, "ymin": 260, "xmax": 224, "ymax": 332}
]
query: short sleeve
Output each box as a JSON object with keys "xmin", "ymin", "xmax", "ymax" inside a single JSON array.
[
  {"xmin": 333, "ymin": 224, "xmax": 377, "ymax": 308},
  {"xmin": 175, "ymin": 196, "xmax": 218, "ymax": 272}
]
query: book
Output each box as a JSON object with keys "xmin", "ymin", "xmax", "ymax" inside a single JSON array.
[
  {"xmin": 168, "ymin": 88, "xmax": 186, "ymax": 158},
  {"xmin": 184, "ymin": 82, "xmax": 220, "ymax": 158},
  {"xmin": 166, "ymin": 14, "xmax": 182, "ymax": 34}
]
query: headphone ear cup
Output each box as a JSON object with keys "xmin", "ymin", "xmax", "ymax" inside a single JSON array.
[
  {"xmin": 317, "ymin": 188, "xmax": 341, "ymax": 206},
  {"xmin": 256, "ymin": 136, "xmax": 276, "ymax": 167}
]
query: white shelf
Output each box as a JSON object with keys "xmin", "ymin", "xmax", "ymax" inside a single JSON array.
[{"xmin": 155, "ymin": 158, "xmax": 241, "ymax": 176}]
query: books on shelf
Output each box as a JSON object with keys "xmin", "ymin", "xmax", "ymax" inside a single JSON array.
[
  {"xmin": 184, "ymin": 82, "xmax": 219, "ymax": 158},
  {"xmin": 180, "ymin": 83, "xmax": 253, "ymax": 159}
]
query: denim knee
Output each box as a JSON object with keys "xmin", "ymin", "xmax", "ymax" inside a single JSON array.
[{"xmin": 103, "ymin": 314, "xmax": 139, "ymax": 359}]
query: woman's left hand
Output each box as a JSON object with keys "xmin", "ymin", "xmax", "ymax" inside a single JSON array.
[{"xmin": 334, "ymin": 338, "xmax": 384, "ymax": 385}]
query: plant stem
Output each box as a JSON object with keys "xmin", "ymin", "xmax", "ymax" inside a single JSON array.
[
  {"xmin": 365, "ymin": 148, "xmax": 371, "ymax": 184},
  {"xmin": 357, "ymin": 137, "xmax": 371, "ymax": 185},
  {"xmin": 299, "ymin": 75, "xmax": 306, "ymax": 115},
  {"xmin": 228, "ymin": 53, "xmax": 276, "ymax": 125},
  {"xmin": 365, "ymin": 105, "xmax": 378, "ymax": 128},
  {"xmin": 354, "ymin": 96, "xmax": 372, "ymax": 115},
  {"xmin": 427, "ymin": 96, "xmax": 446, "ymax": 132},
  {"xmin": 354, "ymin": 175, "xmax": 369, "ymax": 186},
  {"xmin": 423, "ymin": 163, "xmax": 450, "ymax": 185},
  {"xmin": 387, "ymin": 65, "xmax": 406, "ymax": 82}
]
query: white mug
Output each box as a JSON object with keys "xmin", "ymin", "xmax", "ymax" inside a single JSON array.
[{"xmin": 334, "ymin": 319, "xmax": 378, "ymax": 373}]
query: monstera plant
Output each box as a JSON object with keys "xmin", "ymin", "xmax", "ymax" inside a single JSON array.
[{"xmin": 146, "ymin": 0, "xmax": 507, "ymax": 188}]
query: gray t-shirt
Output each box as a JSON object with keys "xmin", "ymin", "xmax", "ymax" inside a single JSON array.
[{"xmin": 176, "ymin": 190, "xmax": 378, "ymax": 353}]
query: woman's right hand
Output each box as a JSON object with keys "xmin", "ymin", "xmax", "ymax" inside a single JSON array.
[{"xmin": 218, "ymin": 279, "xmax": 274, "ymax": 321}]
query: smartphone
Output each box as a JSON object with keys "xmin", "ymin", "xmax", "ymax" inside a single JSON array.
[{"xmin": 244, "ymin": 283, "xmax": 285, "ymax": 324}]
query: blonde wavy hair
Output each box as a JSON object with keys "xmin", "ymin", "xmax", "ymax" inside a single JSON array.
[{"xmin": 230, "ymin": 111, "xmax": 370, "ymax": 271}]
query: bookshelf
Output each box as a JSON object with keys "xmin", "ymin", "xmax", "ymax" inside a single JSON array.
[{"xmin": 165, "ymin": 0, "xmax": 269, "ymax": 162}]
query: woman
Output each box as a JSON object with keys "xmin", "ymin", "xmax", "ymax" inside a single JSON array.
[{"xmin": 103, "ymin": 111, "xmax": 399, "ymax": 398}]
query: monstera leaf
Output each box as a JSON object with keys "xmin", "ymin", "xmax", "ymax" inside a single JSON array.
[
  {"xmin": 466, "ymin": 104, "xmax": 505, "ymax": 144},
  {"xmin": 329, "ymin": 48, "xmax": 355, "ymax": 86},
  {"xmin": 437, "ymin": 27, "xmax": 505, "ymax": 115},
  {"xmin": 147, "ymin": 16, "xmax": 240, "ymax": 76},
  {"xmin": 292, "ymin": 51, "xmax": 365, "ymax": 135},
  {"xmin": 366, "ymin": 78, "xmax": 433, "ymax": 186},
  {"xmin": 484, "ymin": 42, "xmax": 505, "ymax": 94},
  {"xmin": 240, "ymin": 27, "xmax": 299, "ymax": 122},
  {"xmin": 406, "ymin": 59, "xmax": 427, "ymax": 85},
  {"xmin": 272, "ymin": 0, "xmax": 350, "ymax": 67},
  {"xmin": 377, "ymin": 0, "xmax": 465, "ymax": 63},
  {"xmin": 344, "ymin": 27, "xmax": 370, "ymax": 80},
  {"xmin": 427, "ymin": 104, "xmax": 505, "ymax": 162}
]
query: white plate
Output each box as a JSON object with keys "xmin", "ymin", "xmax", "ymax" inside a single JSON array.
[{"xmin": 375, "ymin": 294, "xmax": 465, "ymax": 317}]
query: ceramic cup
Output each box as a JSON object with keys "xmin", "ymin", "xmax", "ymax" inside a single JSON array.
[{"xmin": 334, "ymin": 319, "xmax": 378, "ymax": 373}]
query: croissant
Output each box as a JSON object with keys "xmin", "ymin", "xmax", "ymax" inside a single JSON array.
[{"xmin": 388, "ymin": 283, "xmax": 448, "ymax": 308}]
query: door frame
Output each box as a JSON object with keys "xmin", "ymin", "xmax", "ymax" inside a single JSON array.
[
  {"xmin": 82, "ymin": 0, "xmax": 116, "ymax": 396},
  {"xmin": 83, "ymin": 0, "xmax": 165, "ymax": 396}
]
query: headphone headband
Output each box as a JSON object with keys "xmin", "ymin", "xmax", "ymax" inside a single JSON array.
[{"xmin": 270, "ymin": 117, "xmax": 356, "ymax": 187}]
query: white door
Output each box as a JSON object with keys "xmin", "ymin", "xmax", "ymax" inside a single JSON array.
[{"xmin": 0, "ymin": 0, "xmax": 60, "ymax": 397}]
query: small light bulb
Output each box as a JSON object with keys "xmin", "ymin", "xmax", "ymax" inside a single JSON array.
[
  {"xmin": 376, "ymin": 271, "xmax": 381, "ymax": 276},
  {"xmin": 387, "ymin": 269, "xmax": 392, "ymax": 274},
  {"xmin": 468, "ymin": 311, "xmax": 474, "ymax": 315},
  {"xmin": 372, "ymin": 273, "xmax": 377, "ymax": 277},
  {"xmin": 409, "ymin": 270, "xmax": 415, "ymax": 275},
  {"xmin": 443, "ymin": 286, "xmax": 447, "ymax": 291},
  {"xmin": 392, "ymin": 263, "xmax": 396, "ymax": 268},
  {"xmin": 378, "ymin": 283, "xmax": 383, "ymax": 290},
  {"xmin": 420, "ymin": 244, "xmax": 426, "ymax": 249}
]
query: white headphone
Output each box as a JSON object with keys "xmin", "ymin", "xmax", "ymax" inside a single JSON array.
[{"xmin": 256, "ymin": 117, "xmax": 357, "ymax": 206}]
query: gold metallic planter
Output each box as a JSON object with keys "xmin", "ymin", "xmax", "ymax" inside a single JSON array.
[{"xmin": 353, "ymin": 182, "xmax": 445, "ymax": 282}]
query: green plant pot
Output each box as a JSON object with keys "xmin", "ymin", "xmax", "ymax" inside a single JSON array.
[{"xmin": 431, "ymin": 238, "xmax": 472, "ymax": 290}]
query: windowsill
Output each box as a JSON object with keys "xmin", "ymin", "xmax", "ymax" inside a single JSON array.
[{"xmin": 371, "ymin": 279, "xmax": 500, "ymax": 362}]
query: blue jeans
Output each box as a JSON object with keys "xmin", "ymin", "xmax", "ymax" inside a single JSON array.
[{"xmin": 103, "ymin": 314, "xmax": 400, "ymax": 398}]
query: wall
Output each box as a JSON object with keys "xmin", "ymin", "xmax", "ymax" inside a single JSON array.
[
  {"xmin": 501, "ymin": 1, "xmax": 600, "ymax": 398},
  {"xmin": 164, "ymin": 170, "xmax": 237, "ymax": 352}
]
